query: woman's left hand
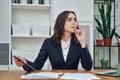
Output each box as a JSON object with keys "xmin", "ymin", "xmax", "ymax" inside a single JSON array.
[{"xmin": 75, "ymin": 29, "xmax": 86, "ymax": 48}]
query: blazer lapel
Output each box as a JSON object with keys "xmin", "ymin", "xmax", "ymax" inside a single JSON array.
[
  {"xmin": 57, "ymin": 38, "xmax": 75, "ymax": 63},
  {"xmin": 57, "ymin": 43, "xmax": 65, "ymax": 63},
  {"xmin": 66, "ymin": 40, "xmax": 75, "ymax": 63}
]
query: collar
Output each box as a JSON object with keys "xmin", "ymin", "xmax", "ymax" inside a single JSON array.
[{"xmin": 61, "ymin": 37, "xmax": 71, "ymax": 45}]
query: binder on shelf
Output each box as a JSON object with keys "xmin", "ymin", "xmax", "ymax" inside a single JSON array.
[
  {"xmin": 31, "ymin": 25, "xmax": 50, "ymax": 37},
  {"xmin": 12, "ymin": 24, "xmax": 30, "ymax": 36}
]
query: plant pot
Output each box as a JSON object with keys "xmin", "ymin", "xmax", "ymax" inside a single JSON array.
[
  {"xmin": 96, "ymin": 40, "xmax": 103, "ymax": 46},
  {"xmin": 103, "ymin": 38, "xmax": 112, "ymax": 46},
  {"xmin": 100, "ymin": 59, "xmax": 109, "ymax": 69}
]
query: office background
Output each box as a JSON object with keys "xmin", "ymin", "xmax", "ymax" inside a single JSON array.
[{"xmin": 0, "ymin": 0, "xmax": 119, "ymax": 70}]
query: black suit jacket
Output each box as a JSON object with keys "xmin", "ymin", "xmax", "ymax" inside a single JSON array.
[{"xmin": 23, "ymin": 37, "xmax": 92, "ymax": 71}]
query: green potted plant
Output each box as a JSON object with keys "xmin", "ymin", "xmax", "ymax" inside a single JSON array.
[
  {"xmin": 94, "ymin": 0, "xmax": 120, "ymax": 46},
  {"xmin": 100, "ymin": 57, "xmax": 109, "ymax": 69},
  {"xmin": 95, "ymin": 50, "xmax": 109, "ymax": 69}
]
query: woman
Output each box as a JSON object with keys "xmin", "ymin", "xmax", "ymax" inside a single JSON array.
[{"xmin": 14, "ymin": 10, "xmax": 92, "ymax": 71}]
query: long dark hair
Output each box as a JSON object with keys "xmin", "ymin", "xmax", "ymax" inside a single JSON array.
[{"xmin": 52, "ymin": 10, "xmax": 79, "ymax": 46}]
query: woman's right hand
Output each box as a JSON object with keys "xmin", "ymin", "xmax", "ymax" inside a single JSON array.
[{"xmin": 14, "ymin": 56, "xmax": 27, "ymax": 67}]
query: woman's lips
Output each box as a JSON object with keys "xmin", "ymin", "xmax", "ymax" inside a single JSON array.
[{"xmin": 71, "ymin": 26, "xmax": 76, "ymax": 30}]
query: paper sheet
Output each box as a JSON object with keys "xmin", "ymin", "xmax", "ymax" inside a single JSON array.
[
  {"xmin": 60, "ymin": 73, "xmax": 100, "ymax": 80},
  {"xmin": 21, "ymin": 72, "xmax": 100, "ymax": 80},
  {"xmin": 21, "ymin": 72, "xmax": 63, "ymax": 79}
]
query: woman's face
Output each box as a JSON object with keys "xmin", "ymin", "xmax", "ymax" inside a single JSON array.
[{"xmin": 64, "ymin": 13, "xmax": 77, "ymax": 34}]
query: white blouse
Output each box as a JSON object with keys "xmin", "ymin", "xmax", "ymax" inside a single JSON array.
[{"xmin": 61, "ymin": 37, "xmax": 71, "ymax": 61}]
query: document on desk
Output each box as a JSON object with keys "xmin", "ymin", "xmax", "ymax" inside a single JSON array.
[
  {"xmin": 21, "ymin": 72, "xmax": 62, "ymax": 79},
  {"xmin": 60, "ymin": 73, "xmax": 100, "ymax": 80}
]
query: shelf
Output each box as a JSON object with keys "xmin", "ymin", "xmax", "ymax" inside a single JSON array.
[
  {"xmin": 94, "ymin": 45, "xmax": 118, "ymax": 47},
  {"xmin": 11, "ymin": 35, "xmax": 51, "ymax": 38},
  {"xmin": 12, "ymin": 49, "xmax": 39, "ymax": 52},
  {"xmin": 12, "ymin": 3, "xmax": 52, "ymax": 10},
  {"xmin": 94, "ymin": 0, "xmax": 115, "ymax": 4}
]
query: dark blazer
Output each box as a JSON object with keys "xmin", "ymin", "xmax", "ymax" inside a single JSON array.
[{"xmin": 23, "ymin": 37, "xmax": 92, "ymax": 71}]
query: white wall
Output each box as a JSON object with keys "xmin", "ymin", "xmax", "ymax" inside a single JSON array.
[
  {"xmin": 53, "ymin": 0, "xmax": 93, "ymax": 22},
  {"xmin": 0, "ymin": 0, "xmax": 11, "ymax": 70},
  {"xmin": 0, "ymin": 1, "xmax": 11, "ymax": 43}
]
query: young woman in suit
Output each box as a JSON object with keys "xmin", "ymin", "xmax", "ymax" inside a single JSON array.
[{"xmin": 14, "ymin": 10, "xmax": 92, "ymax": 71}]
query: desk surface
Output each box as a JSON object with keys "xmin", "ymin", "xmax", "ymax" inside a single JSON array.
[{"xmin": 0, "ymin": 70, "xmax": 120, "ymax": 80}]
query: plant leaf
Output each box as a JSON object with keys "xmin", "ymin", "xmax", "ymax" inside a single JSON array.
[
  {"xmin": 106, "ymin": 1, "xmax": 112, "ymax": 38},
  {"xmin": 99, "ymin": 4, "xmax": 106, "ymax": 33},
  {"xmin": 94, "ymin": 17, "xmax": 105, "ymax": 37},
  {"xmin": 110, "ymin": 27, "xmax": 115, "ymax": 38},
  {"xmin": 115, "ymin": 33, "xmax": 120, "ymax": 39}
]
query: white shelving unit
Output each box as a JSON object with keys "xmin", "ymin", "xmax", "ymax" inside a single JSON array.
[{"xmin": 10, "ymin": 0, "xmax": 52, "ymax": 70}]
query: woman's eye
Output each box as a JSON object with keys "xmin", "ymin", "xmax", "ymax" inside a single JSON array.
[
  {"xmin": 66, "ymin": 18, "xmax": 76, "ymax": 22},
  {"xmin": 67, "ymin": 18, "xmax": 71, "ymax": 21},
  {"xmin": 74, "ymin": 18, "xmax": 77, "ymax": 21}
]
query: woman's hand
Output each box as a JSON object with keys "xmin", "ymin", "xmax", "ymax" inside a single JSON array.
[
  {"xmin": 75, "ymin": 29, "xmax": 86, "ymax": 48},
  {"xmin": 14, "ymin": 56, "xmax": 27, "ymax": 67}
]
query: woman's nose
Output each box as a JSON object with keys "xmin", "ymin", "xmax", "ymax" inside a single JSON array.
[{"xmin": 72, "ymin": 21, "xmax": 77, "ymax": 25}]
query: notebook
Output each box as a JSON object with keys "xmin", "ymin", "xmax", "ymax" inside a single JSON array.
[{"xmin": 95, "ymin": 64, "xmax": 120, "ymax": 77}]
